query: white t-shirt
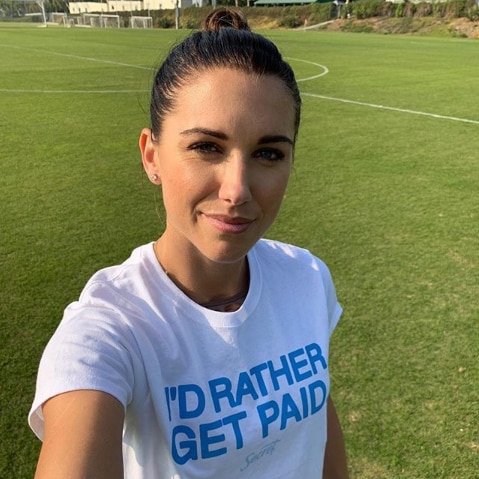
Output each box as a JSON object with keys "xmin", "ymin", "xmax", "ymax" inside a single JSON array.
[{"xmin": 29, "ymin": 239, "xmax": 342, "ymax": 479}]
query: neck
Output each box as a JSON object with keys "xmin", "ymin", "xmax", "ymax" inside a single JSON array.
[{"xmin": 154, "ymin": 237, "xmax": 249, "ymax": 306}]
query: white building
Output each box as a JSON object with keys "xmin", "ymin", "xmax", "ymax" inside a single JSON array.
[{"xmin": 68, "ymin": 0, "xmax": 195, "ymax": 15}]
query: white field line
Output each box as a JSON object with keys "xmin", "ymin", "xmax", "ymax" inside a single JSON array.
[
  {"xmin": 0, "ymin": 43, "xmax": 152, "ymax": 70},
  {"xmin": 286, "ymin": 58, "xmax": 330, "ymax": 82},
  {"xmin": 0, "ymin": 89, "xmax": 148, "ymax": 94},
  {"xmin": 302, "ymin": 92, "xmax": 479, "ymax": 126}
]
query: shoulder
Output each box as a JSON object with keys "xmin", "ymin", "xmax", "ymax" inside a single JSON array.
[
  {"xmin": 30, "ymin": 243, "xmax": 166, "ymax": 440},
  {"xmin": 253, "ymin": 238, "xmax": 329, "ymax": 275},
  {"xmin": 83, "ymin": 242, "xmax": 155, "ymax": 289},
  {"xmin": 254, "ymin": 238, "xmax": 311, "ymax": 258},
  {"xmin": 252, "ymin": 239, "xmax": 342, "ymax": 335},
  {"xmin": 41, "ymin": 242, "xmax": 161, "ymax": 395},
  {"xmin": 77, "ymin": 242, "xmax": 160, "ymax": 310},
  {"xmin": 252, "ymin": 239, "xmax": 338, "ymax": 306},
  {"xmin": 50, "ymin": 241, "xmax": 164, "ymax": 356}
]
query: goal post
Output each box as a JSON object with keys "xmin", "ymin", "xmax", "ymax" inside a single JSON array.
[
  {"xmin": 82, "ymin": 13, "xmax": 100, "ymax": 28},
  {"xmin": 24, "ymin": 12, "xmax": 44, "ymax": 23},
  {"xmin": 7, "ymin": 0, "xmax": 46, "ymax": 24},
  {"xmin": 80, "ymin": 13, "xmax": 120, "ymax": 28},
  {"xmin": 49, "ymin": 12, "xmax": 68, "ymax": 26},
  {"xmin": 101, "ymin": 14, "xmax": 121, "ymax": 28},
  {"xmin": 130, "ymin": 16, "xmax": 153, "ymax": 29}
]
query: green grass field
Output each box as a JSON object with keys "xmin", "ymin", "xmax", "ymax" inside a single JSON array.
[{"xmin": 1, "ymin": 23, "xmax": 478, "ymax": 478}]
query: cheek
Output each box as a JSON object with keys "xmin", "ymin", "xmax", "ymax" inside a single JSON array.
[
  {"xmin": 161, "ymin": 166, "xmax": 214, "ymax": 211},
  {"xmin": 258, "ymin": 173, "xmax": 290, "ymax": 212}
]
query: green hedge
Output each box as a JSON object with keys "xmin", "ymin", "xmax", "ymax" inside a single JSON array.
[
  {"xmin": 158, "ymin": 2, "xmax": 479, "ymax": 29},
  {"xmin": 341, "ymin": 0, "xmax": 478, "ymax": 21}
]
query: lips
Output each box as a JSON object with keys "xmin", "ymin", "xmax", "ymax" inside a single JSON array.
[{"xmin": 202, "ymin": 214, "xmax": 254, "ymax": 234}]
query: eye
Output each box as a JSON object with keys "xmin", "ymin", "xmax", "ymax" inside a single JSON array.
[
  {"xmin": 253, "ymin": 148, "xmax": 286, "ymax": 162},
  {"xmin": 189, "ymin": 142, "xmax": 221, "ymax": 154}
]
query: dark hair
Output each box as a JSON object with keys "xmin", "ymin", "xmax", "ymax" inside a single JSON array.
[{"xmin": 149, "ymin": 8, "xmax": 301, "ymax": 141}]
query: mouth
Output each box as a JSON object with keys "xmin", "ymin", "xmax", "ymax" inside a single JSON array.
[{"xmin": 202, "ymin": 214, "xmax": 255, "ymax": 235}]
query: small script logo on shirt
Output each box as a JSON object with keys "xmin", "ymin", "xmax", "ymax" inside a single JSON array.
[{"xmin": 240, "ymin": 439, "xmax": 280, "ymax": 471}]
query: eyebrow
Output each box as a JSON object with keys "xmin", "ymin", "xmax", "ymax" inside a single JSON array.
[
  {"xmin": 180, "ymin": 128, "xmax": 294, "ymax": 146},
  {"xmin": 180, "ymin": 128, "xmax": 227, "ymax": 140},
  {"xmin": 258, "ymin": 135, "xmax": 294, "ymax": 147}
]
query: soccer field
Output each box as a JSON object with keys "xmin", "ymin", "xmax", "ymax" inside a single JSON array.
[{"xmin": 1, "ymin": 24, "xmax": 478, "ymax": 478}]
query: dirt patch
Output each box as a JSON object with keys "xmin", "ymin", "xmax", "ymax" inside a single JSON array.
[{"xmin": 449, "ymin": 17, "xmax": 479, "ymax": 38}]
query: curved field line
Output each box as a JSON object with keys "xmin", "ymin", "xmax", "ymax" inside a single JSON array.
[{"xmin": 286, "ymin": 57, "xmax": 329, "ymax": 82}]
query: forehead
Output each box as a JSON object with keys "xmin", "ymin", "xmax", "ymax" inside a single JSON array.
[{"xmin": 166, "ymin": 68, "xmax": 296, "ymax": 136}]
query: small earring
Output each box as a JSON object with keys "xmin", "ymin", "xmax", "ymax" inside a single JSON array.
[{"xmin": 150, "ymin": 174, "xmax": 159, "ymax": 182}]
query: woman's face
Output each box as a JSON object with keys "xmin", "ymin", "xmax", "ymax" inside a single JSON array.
[{"xmin": 141, "ymin": 68, "xmax": 296, "ymax": 267}]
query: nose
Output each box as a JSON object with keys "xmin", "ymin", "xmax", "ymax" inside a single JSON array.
[{"xmin": 218, "ymin": 154, "xmax": 253, "ymax": 206}]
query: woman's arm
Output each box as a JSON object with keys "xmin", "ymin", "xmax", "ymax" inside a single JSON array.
[
  {"xmin": 323, "ymin": 395, "xmax": 349, "ymax": 479},
  {"xmin": 34, "ymin": 390, "xmax": 124, "ymax": 479}
]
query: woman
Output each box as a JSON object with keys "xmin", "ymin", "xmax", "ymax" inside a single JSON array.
[{"xmin": 30, "ymin": 8, "xmax": 348, "ymax": 479}]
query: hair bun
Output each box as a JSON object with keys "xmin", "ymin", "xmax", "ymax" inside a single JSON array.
[{"xmin": 203, "ymin": 8, "xmax": 251, "ymax": 32}]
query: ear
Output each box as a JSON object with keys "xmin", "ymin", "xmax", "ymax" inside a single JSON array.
[{"xmin": 139, "ymin": 128, "xmax": 161, "ymax": 184}]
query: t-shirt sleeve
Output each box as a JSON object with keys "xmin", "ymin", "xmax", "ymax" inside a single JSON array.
[
  {"xmin": 28, "ymin": 302, "xmax": 135, "ymax": 440},
  {"xmin": 318, "ymin": 260, "xmax": 342, "ymax": 336}
]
